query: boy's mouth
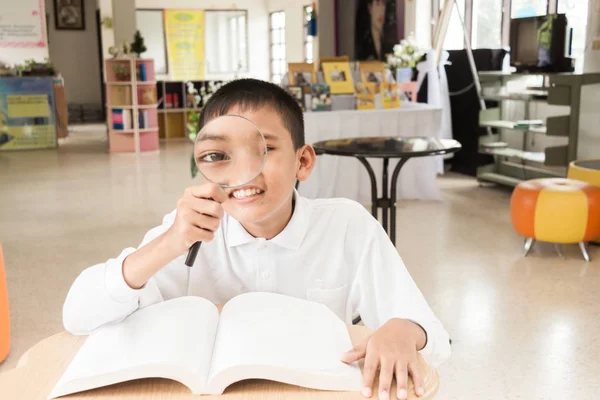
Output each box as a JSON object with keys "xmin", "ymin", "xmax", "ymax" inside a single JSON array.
[{"xmin": 229, "ymin": 186, "xmax": 264, "ymax": 200}]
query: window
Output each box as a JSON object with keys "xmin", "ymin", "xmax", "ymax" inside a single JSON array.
[
  {"xmin": 303, "ymin": 5, "xmax": 313, "ymax": 63},
  {"xmin": 226, "ymin": 14, "xmax": 247, "ymax": 72},
  {"xmin": 205, "ymin": 11, "xmax": 248, "ymax": 73},
  {"xmin": 443, "ymin": 0, "xmax": 466, "ymax": 50},
  {"xmin": 270, "ymin": 11, "xmax": 286, "ymax": 83},
  {"xmin": 472, "ymin": 0, "xmax": 503, "ymax": 49},
  {"xmin": 511, "ymin": 0, "xmax": 549, "ymax": 18},
  {"xmin": 558, "ymin": 0, "xmax": 589, "ymax": 72}
]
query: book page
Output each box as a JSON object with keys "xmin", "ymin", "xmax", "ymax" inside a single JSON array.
[
  {"xmin": 206, "ymin": 292, "xmax": 362, "ymax": 394},
  {"xmin": 49, "ymin": 296, "xmax": 219, "ymax": 399}
]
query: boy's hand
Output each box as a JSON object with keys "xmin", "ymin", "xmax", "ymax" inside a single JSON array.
[
  {"xmin": 165, "ymin": 183, "xmax": 228, "ymax": 255},
  {"xmin": 341, "ymin": 319, "xmax": 427, "ymax": 400}
]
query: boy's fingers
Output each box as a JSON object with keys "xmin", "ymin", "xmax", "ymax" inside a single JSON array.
[
  {"xmin": 378, "ymin": 358, "xmax": 394, "ymax": 400},
  {"xmin": 188, "ymin": 198, "xmax": 224, "ymax": 219},
  {"xmin": 361, "ymin": 351, "xmax": 379, "ymax": 398},
  {"xmin": 408, "ymin": 361, "xmax": 424, "ymax": 397},
  {"xmin": 395, "ymin": 362, "xmax": 409, "ymax": 400},
  {"xmin": 340, "ymin": 339, "xmax": 368, "ymax": 363},
  {"xmin": 187, "ymin": 183, "xmax": 228, "ymax": 203}
]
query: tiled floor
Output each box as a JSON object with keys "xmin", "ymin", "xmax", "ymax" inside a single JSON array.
[{"xmin": 0, "ymin": 128, "xmax": 598, "ymax": 399}]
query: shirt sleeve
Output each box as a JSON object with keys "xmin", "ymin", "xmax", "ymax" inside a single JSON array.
[
  {"xmin": 62, "ymin": 210, "xmax": 189, "ymax": 335},
  {"xmin": 349, "ymin": 215, "xmax": 451, "ymax": 368}
]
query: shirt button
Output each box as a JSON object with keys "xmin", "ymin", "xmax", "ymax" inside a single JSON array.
[{"xmin": 261, "ymin": 271, "xmax": 270, "ymax": 279}]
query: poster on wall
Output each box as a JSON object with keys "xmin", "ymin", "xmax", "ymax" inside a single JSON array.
[
  {"xmin": 164, "ymin": 10, "xmax": 205, "ymax": 80},
  {"xmin": 355, "ymin": 0, "xmax": 398, "ymax": 61},
  {"xmin": 0, "ymin": 78, "xmax": 57, "ymax": 151},
  {"xmin": 0, "ymin": 0, "xmax": 47, "ymax": 48}
]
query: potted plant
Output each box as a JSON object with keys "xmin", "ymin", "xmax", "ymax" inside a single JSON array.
[
  {"xmin": 386, "ymin": 36, "xmax": 424, "ymax": 82},
  {"xmin": 130, "ymin": 30, "xmax": 147, "ymax": 58},
  {"xmin": 112, "ymin": 64, "xmax": 130, "ymax": 81},
  {"xmin": 16, "ymin": 58, "xmax": 56, "ymax": 77}
]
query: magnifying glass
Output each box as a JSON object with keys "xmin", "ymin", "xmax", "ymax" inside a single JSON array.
[{"xmin": 185, "ymin": 115, "xmax": 267, "ymax": 267}]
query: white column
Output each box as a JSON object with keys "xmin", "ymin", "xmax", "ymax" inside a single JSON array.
[{"xmin": 578, "ymin": 0, "xmax": 600, "ymax": 159}]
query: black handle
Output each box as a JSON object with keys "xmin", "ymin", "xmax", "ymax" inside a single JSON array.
[{"xmin": 185, "ymin": 241, "xmax": 202, "ymax": 267}]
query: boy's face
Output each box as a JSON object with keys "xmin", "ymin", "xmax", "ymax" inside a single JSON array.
[{"xmin": 216, "ymin": 106, "xmax": 315, "ymax": 230}]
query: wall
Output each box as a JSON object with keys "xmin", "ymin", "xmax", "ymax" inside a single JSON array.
[
  {"xmin": 316, "ymin": 0, "xmax": 335, "ymax": 59},
  {"xmin": 135, "ymin": 0, "xmax": 269, "ymax": 81},
  {"xmin": 578, "ymin": 0, "xmax": 600, "ymax": 159},
  {"xmin": 113, "ymin": 0, "xmax": 136, "ymax": 46},
  {"xmin": 45, "ymin": 0, "xmax": 102, "ymax": 106},
  {"xmin": 336, "ymin": 1, "xmax": 355, "ymax": 59}
]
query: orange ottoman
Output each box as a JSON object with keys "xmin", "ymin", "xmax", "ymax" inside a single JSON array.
[
  {"xmin": 568, "ymin": 160, "xmax": 600, "ymax": 244},
  {"xmin": 510, "ymin": 178, "xmax": 600, "ymax": 261}
]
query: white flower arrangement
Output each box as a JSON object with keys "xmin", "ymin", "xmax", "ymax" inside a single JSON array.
[{"xmin": 386, "ymin": 36, "xmax": 425, "ymax": 71}]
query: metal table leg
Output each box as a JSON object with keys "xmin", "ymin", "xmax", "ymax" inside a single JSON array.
[
  {"xmin": 381, "ymin": 158, "xmax": 389, "ymax": 233},
  {"xmin": 356, "ymin": 156, "xmax": 378, "ymax": 219},
  {"xmin": 390, "ymin": 158, "xmax": 409, "ymax": 246}
]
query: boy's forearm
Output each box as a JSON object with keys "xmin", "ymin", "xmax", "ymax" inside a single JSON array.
[{"xmin": 122, "ymin": 232, "xmax": 180, "ymax": 289}]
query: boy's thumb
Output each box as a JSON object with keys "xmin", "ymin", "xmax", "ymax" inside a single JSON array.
[{"xmin": 340, "ymin": 338, "xmax": 368, "ymax": 363}]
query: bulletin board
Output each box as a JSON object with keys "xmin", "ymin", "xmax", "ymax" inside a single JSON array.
[{"xmin": 0, "ymin": 77, "xmax": 57, "ymax": 151}]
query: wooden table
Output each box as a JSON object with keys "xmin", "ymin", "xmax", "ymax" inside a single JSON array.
[{"xmin": 0, "ymin": 326, "xmax": 439, "ymax": 399}]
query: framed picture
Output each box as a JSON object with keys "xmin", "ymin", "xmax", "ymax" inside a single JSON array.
[
  {"xmin": 317, "ymin": 56, "xmax": 349, "ymax": 72},
  {"xmin": 286, "ymin": 86, "xmax": 305, "ymax": 111},
  {"xmin": 381, "ymin": 82, "xmax": 400, "ymax": 109},
  {"xmin": 322, "ymin": 62, "xmax": 355, "ymax": 94},
  {"xmin": 288, "ymin": 63, "xmax": 316, "ymax": 86},
  {"xmin": 359, "ymin": 61, "xmax": 386, "ymax": 84},
  {"xmin": 54, "ymin": 0, "xmax": 85, "ymax": 30},
  {"xmin": 310, "ymin": 84, "xmax": 332, "ymax": 112}
]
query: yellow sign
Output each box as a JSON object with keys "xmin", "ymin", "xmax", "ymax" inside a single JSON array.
[
  {"xmin": 7, "ymin": 95, "xmax": 50, "ymax": 118},
  {"xmin": 2, "ymin": 125, "xmax": 56, "ymax": 150},
  {"xmin": 164, "ymin": 10, "xmax": 205, "ymax": 80}
]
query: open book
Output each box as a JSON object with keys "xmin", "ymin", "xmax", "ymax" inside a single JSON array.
[{"xmin": 49, "ymin": 292, "xmax": 363, "ymax": 398}]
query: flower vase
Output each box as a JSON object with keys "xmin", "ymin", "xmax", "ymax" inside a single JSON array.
[{"xmin": 396, "ymin": 67, "xmax": 413, "ymax": 83}]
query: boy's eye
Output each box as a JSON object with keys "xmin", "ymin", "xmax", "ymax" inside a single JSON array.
[
  {"xmin": 266, "ymin": 146, "xmax": 275, "ymax": 152},
  {"xmin": 199, "ymin": 152, "xmax": 229, "ymax": 163}
]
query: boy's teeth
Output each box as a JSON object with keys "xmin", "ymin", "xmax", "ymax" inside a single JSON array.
[{"xmin": 233, "ymin": 188, "xmax": 262, "ymax": 199}]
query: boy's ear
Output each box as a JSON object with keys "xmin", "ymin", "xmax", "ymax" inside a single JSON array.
[{"xmin": 296, "ymin": 145, "xmax": 317, "ymax": 182}]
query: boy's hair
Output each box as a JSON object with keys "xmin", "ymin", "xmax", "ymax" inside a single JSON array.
[{"xmin": 198, "ymin": 79, "xmax": 305, "ymax": 149}]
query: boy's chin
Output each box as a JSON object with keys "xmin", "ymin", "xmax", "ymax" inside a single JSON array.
[{"xmin": 225, "ymin": 204, "xmax": 272, "ymax": 224}]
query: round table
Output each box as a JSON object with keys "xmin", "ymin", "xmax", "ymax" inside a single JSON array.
[{"xmin": 312, "ymin": 137, "xmax": 462, "ymax": 245}]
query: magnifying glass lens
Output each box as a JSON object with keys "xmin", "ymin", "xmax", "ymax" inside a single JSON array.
[{"xmin": 193, "ymin": 115, "xmax": 267, "ymax": 188}]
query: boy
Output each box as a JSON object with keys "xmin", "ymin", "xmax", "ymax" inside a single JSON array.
[{"xmin": 63, "ymin": 79, "xmax": 450, "ymax": 400}]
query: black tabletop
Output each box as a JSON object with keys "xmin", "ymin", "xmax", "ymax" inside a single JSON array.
[{"xmin": 312, "ymin": 136, "xmax": 462, "ymax": 158}]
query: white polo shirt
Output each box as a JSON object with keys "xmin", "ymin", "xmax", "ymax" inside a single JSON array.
[{"xmin": 63, "ymin": 192, "xmax": 451, "ymax": 367}]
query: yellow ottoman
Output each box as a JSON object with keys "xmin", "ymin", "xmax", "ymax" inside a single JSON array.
[
  {"xmin": 511, "ymin": 178, "xmax": 600, "ymax": 261},
  {"xmin": 569, "ymin": 160, "xmax": 600, "ymax": 244}
]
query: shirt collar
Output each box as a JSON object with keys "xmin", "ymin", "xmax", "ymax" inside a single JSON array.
[{"xmin": 225, "ymin": 190, "xmax": 310, "ymax": 250}]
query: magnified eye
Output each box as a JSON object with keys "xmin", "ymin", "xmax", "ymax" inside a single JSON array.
[{"xmin": 199, "ymin": 152, "xmax": 229, "ymax": 163}]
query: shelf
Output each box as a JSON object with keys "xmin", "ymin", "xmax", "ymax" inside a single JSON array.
[
  {"xmin": 138, "ymin": 104, "xmax": 158, "ymax": 109},
  {"xmin": 482, "ymin": 90, "xmax": 548, "ymax": 102},
  {"xmin": 479, "ymin": 147, "xmax": 545, "ymax": 163},
  {"xmin": 106, "ymin": 81, "xmax": 133, "ymax": 85},
  {"xmin": 110, "ymin": 129, "xmax": 134, "ymax": 133},
  {"xmin": 480, "ymin": 120, "xmax": 547, "ymax": 134},
  {"xmin": 477, "ymin": 172, "xmax": 524, "ymax": 187},
  {"xmin": 135, "ymin": 81, "xmax": 157, "ymax": 85},
  {"xmin": 108, "ymin": 105, "xmax": 134, "ymax": 109},
  {"xmin": 139, "ymin": 128, "xmax": 158, "ymax": 133}
]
